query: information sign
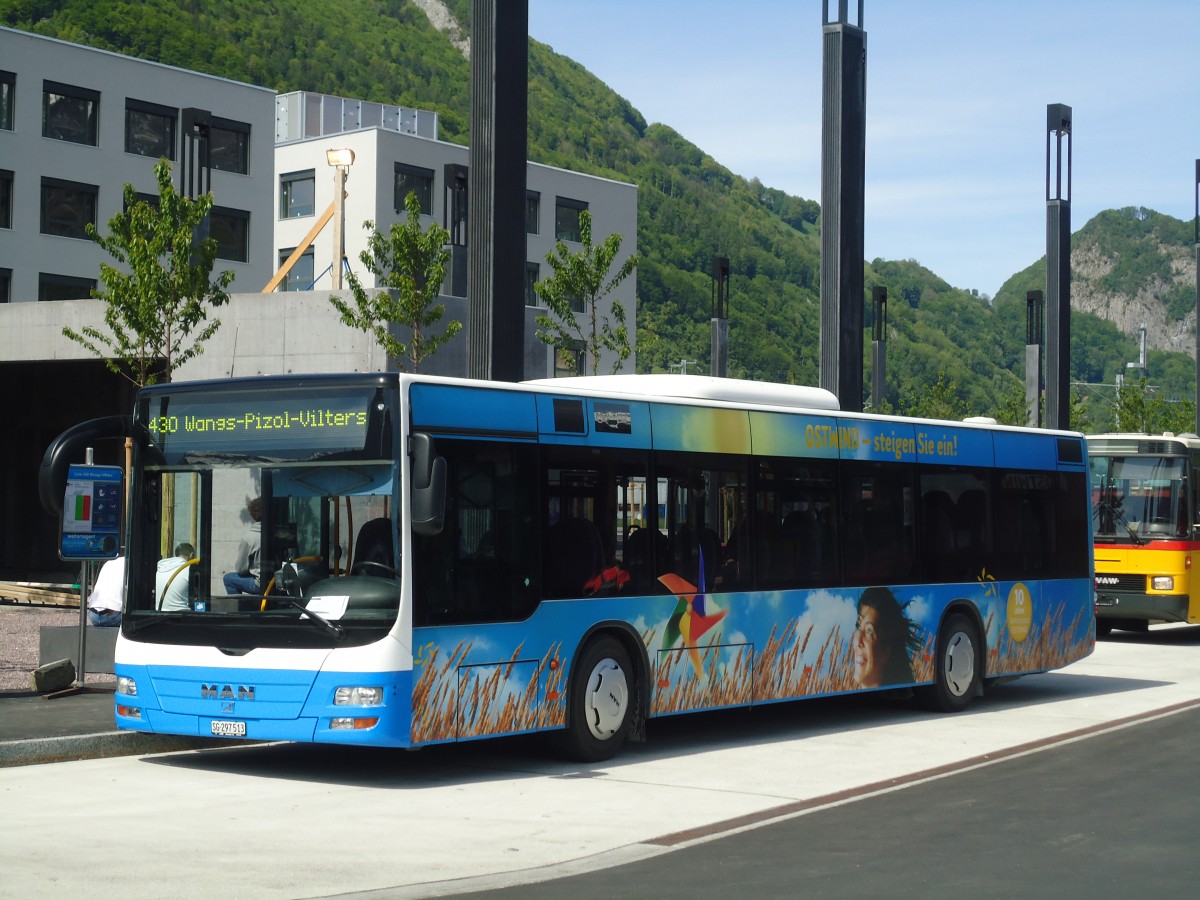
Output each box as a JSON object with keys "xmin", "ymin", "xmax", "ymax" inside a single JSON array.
[{"xmin": 59, "ymin": 464, "xmax": 123, "ymax": 560}]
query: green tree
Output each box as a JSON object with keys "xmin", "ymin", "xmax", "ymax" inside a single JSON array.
[
  {"xmin": 330, "ymin": 191, "xmax": 461, "ymax": 372},
  {"xmin": 1114, "ymin": 377, "xmax": 1196, "ymax": 434},
  {"xmin": 534, "ymin": 209, "xmax": 637, "ymax": 375},
  {"xmin": 62, "ymin": 158, "xmax": 233, "ymax": 387},
  {"xmin": 992, "ymin": 381, "xmax": 1031, "ymax": 426},
  {"xmin": 898, "ymin": 371, "xmax": 967, "ymax": 421}
]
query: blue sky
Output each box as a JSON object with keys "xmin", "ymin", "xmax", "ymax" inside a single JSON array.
[{"xmin": 528, "ymin": 1, "xmax": 1199, "ymax": 299}]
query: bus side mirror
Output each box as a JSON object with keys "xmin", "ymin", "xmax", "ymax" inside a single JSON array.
[{"xmin": 409, "ymin": 432, "xmax": 446, "ymax": 536}]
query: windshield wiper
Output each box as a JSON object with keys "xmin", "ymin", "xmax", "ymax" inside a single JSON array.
[
  {"xmin": 277, "ymin": 596, "xmax": 346, "ymax": 641},
  {"xmin": 1125, "ymin": 522, "xmax": 1145, "ymax": 546}
]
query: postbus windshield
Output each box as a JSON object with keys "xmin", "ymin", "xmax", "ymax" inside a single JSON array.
[
  {"xmin": 122, "ymin": 377, "xmax": 400, "ymax": 648},
  {"xmin": 1090, "ymin": 454, "xmax": 1188, "ymax": 541}
]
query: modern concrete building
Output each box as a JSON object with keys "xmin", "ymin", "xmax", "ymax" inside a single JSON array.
[
  {"xmin": 270, "ymin": 91, "xmax": 638, "ymax": 379},
  {"xmin": 0, "ymin": 26, "xmax": 276, "ymax": 303},
  {"xmin": 0, "ymin": 31, "xmax": 639, "ymax": 580}
]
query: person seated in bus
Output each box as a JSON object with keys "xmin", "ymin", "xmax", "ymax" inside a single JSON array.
[
  {"xmin": 852, "ymin": 587, "xmax": 921, "ymax": 689},
  {"xmin": 156, "ymin": 542, "xmax": 196, "ymax": 611},
  {"xmin": 223, "ymin": 497, "xmax": 262, "ymax": 595}
]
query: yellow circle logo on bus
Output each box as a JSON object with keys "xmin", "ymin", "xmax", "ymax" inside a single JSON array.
[{"xmin": 1007, "ymin": 583, "xmax": 1033, "ymax": 643}]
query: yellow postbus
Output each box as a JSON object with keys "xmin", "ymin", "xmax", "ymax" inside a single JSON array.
[{"xmin": 1087, "ymin": 433, "xmax": 1200, "ymax": 634}]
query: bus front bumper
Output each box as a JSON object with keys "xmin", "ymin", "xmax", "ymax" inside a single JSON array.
[{"xmin": 1094, "ymin": 591, "xmax": 1190, "ymax": 624}]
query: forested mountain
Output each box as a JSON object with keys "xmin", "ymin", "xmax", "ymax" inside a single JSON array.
[{"xmin": 4, "ymin": 0, "xmax": 1195, "ymax": 429}]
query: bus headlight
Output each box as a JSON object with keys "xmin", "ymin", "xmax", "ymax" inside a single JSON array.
[
  {"xmin": 1152, "ymin": 576, "xmax": 1175, "ymax": 591},
  {"xmin": 334, "ymin": 686, "xmax": 384, "ymax": 707},
  {"xmin": 116, "ymin": 676, "xmax": 138, "ymax": 696}
]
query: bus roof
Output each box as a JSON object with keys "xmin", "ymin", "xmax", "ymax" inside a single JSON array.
[
  {"xmin": 523, "ymin": 374, "xmax": 841, "ymax": 411},
  {"xmin": 1086, "ymin": 432, "xmax": 1200, "ymax": 455}
]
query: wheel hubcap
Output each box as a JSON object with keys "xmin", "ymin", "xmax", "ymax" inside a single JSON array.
[
  {"xmin": 583, "ymin": 657, "xmax": 629, "ymax": 740},
  {"xmin": 944, "ymin": 631, "xmax": 976, "ymax": 698}
]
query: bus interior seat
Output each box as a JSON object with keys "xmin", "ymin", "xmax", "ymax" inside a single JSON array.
[
  {"xmin": 545, "ymin": 517, "xmax": 605, "ymax": 596},
  {"xmin": 954, "ymin": 489, "xmax": 988, "ymax": 552},
  {"xmin": 354, "ymin": 517, "xmax": 395, "ymax": 569}
]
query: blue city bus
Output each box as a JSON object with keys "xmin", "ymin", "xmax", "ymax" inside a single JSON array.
[{"xmin": 87, "ymin": 372, "xmax": 1092, "ymax": 760}]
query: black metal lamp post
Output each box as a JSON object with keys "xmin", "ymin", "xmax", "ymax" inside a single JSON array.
[
  {"xmin": 1044, "ymin": 104, "xmax": 1072, "ymax": 430},
  {"xmin": 711, "ymin": 256, "xmax": 730, "ymax": 378},
  {"xmin": 870, "ymin": 286, "xmax": 887, "ymax": 409}
]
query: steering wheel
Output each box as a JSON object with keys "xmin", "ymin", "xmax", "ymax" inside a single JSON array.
[
  {"xmin": 351, "ymin": 559, "xmax": 400, "ymax": 579},
  {"xmin": 159, "ymin": 558, "xmax": 199, "ymax": 610}
]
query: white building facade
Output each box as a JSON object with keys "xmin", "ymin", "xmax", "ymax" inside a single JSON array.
[{"xmin": 271, "ymin": 92, "xmax": 638, "ymax": 379}]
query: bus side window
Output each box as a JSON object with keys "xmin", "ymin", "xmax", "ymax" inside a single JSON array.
[
  {"xmin": 842, "ymin": 462, "xmax": 915, "ymax": 586},
  {"xmin": 412, "ymin": 438, "xmax": 539, "ymax": 625}
]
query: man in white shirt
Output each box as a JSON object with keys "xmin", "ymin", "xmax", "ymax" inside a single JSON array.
[
  {"xmin": 155, "ymin": 542, "xmax": 196, "ymax": 611},
  {"xmin": 87, "ymin": 555, "xmax": 125, "ymax": 626}
]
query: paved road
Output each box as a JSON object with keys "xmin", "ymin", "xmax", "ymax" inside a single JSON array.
[
  {"xmin": 473, "ymin": 704, "xmax": 1200, "ymax": 899},
  {"xmin": 3, "ymin": 625, "xmax": 1200, "ymax": 899}
]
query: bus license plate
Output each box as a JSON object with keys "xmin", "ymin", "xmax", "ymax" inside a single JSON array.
[{"xmin": 211, "ymin": 720, "xmax": 246, "ymax": 737}]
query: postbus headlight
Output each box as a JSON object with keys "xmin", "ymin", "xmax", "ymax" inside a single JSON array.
[
  {"xmin": 334, "ymin": 686, "xmax": 384, "ymax": 707},
  {"xmin": 1152, "ymin": 576, "xmax": 1174, "ymax": 591},
  {"xmin": 116, "ymin": 676, "xmax": 138, "ymax": 696}
]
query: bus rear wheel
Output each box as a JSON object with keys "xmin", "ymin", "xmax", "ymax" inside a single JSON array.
[
  {"xmin": 918, "ymin": 613, "xmax": 980, "ymax": 713},
  {"xmin": 558, "ymin": 635, "xmax": 633, "ymax": 762}
]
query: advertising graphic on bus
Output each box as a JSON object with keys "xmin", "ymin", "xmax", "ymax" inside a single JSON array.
[
  {"xmin": 1088, "ymin": 433, "xmax": 1200, "ymax": 635},
  {"xmin": 46, "ymin": 373, "xmax": 1094, "ymax": 759}
]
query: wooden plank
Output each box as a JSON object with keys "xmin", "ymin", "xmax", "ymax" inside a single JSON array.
[{"xmin": 0, "ymin": 582, "xmax": 81, "ymax": 607}]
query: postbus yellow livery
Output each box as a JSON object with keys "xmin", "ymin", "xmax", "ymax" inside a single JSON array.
[{"xmin": 1088, "ymin": 433, "xmax": 1200, "ymax": 634}]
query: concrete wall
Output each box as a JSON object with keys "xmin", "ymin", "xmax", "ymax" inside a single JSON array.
[{"xmin": 0, "ymin": 290, "xmax": 571, "ymax": 380}]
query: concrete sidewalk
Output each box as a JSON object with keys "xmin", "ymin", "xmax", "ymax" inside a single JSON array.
[{"xmin": 0, "ymin": 687, "xmax": 227, "ymax": 767}]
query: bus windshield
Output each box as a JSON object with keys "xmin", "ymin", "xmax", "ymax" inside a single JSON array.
[
  {"xmin": 123, "ymin": 378, "xmax": 400, "ymax": 648},
  {"xmin": 1090, "ymin": 454, "xmax": 1188, "ymax": 541}
]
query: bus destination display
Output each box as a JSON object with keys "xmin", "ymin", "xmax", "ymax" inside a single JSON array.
[{"xmin": 141, "ymin": 391, "xmax": 375, "ymax": 458}]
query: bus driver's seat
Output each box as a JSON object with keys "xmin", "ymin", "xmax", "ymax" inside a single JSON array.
[{"xmin": 353, "ymin": 518, "xmax": 395, "ymax": 572}]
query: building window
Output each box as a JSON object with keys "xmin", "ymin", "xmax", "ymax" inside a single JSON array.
[
  {"xmin": 42, "ymin": 80, "xmax": 99, "ymax": 146},
  {"xmin": 554, "ymin": 196, "xmax": 588, "ymax": 242},
  {"xmin": 40, "ymin": 177, "xmax": 98, "ymax": 239},
  {"xmin": 129, "ymin": 192, "xmax": 161, "ymax": 211},
  {"xmin": 395, "ymin": 162, "xmax": 434, "ymax": 215},
  {"xmin": 278, "ymin": 248, "xmax": 315, "ymax": 291},
  {"xmin": 554, "ymin": 342, "xmax": 585, "ymax": 378},
  {"xmin": 279, "ymin": 169, "xmax": 315, "ymax": 219},
  {"xmin": 0, "ymin": 268, "xmax": 11, "ymax": 304},
  {"xmin": 209, "ymin": 117, "xmax": 250, "ymax": 174},
  {"xmin": 525, "ymin": 262, "xmax": 540, "ymax": 306},
  {"xmin": 0, "ymin": 169, "xmax": 12, "ymax": 229},
  {"xmin": 125, "ymin": 99, "xmax": 176, "ymax": 159},
  {"xmin": 526, "ymin": 191, "xmax": 540, "ymax": 235},
  {"xmin": 0, "ymin": 71, "xmax": 14, "ymax": 131},
  {"xmin": 38, "ymin": 273, "xmax": 95, "ymax": 302},
  {"xmin": 210, "ymin": 206, "xmax": 250, "ymax": 262}
]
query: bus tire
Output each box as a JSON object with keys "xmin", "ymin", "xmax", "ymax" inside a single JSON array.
[
  {"xmin": 558, "ymin": 635, "xmax": 633, "ymax": 762},
  {"xmin": 918, "ymin": 613, "xmax": 980, "ymax": 713}
]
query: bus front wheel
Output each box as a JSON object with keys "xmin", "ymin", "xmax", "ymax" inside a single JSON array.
[
  {"xmin": 559, "ymin": 635, "xmax": 633, "ymax": 762},
  {"xmin": 918, "ymin": 613, "xmax": 980, "ymax": 713}
]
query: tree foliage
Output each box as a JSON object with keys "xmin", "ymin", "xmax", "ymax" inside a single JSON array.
[
  {"xmin": 330, "ymin": 191, "xmax": 460, "ymax": 372},
  {"xmin": 534, "ymin": 209, "xmax": 636, "ymax": 375},
  {"xmin": 1115, "ymin": 377, "xmax": 1196, "ymax": 435},
  {"xmin": 896, "ymin": 371, "xmax": 968, "ymax": 421},
  {"xmin": 62, "ymin": 157, "xmax": 233, "ymax": 387}
]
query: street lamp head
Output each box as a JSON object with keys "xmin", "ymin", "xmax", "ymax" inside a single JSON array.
[{"xmin": 326, "ymin": 148, "xmax": 356, "ymax": 168}]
